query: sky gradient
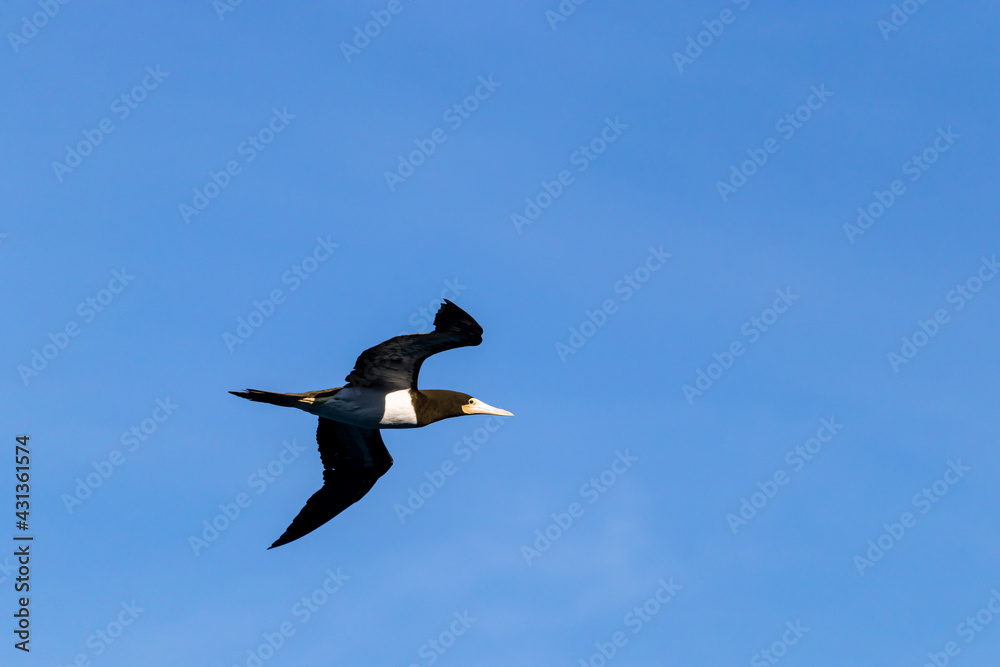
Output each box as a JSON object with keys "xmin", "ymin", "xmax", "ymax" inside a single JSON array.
[{"xmin": 3, "ymin": 1, "xmax": 1000, "ymax": 665}]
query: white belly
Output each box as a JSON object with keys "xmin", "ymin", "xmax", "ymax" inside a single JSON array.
[
  {"xmin": 379, "ymin": 389, "xmax": 418, "ymax": 427},
  {"xmin": 310, "ymin": 387, "xmax": 417, "ymax": 429}
]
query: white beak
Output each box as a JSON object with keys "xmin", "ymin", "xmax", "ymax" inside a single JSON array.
[{"xmin": 462, "ymin": 400, "xmax": 514, "ymax": 417}]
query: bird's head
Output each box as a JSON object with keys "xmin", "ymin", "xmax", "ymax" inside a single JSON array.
[
  {"xmin": 417, "ymin": 390, "xmax": 514, "ymax": 425},
  {"xmin": 460, "ymin": 395, "xmax": 514, "ymax": 417}
]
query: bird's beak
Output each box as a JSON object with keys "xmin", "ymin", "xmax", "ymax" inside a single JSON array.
[{"xmin": 463, "ymin": 400, "xmax": 514, "ymax": 417}]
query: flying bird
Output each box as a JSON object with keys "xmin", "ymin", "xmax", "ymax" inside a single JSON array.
[{"xmin": 230, "ymin": 300, "xmax": 513, "ymax": 549}]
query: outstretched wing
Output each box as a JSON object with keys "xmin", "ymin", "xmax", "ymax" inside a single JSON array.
[
  {"xmin": 344, "ymin": 300, "xmax": 483, "ymax": 391},
  {"xmin": 268, "ymin": 418, "xmax": 393, "ymax": 549}
]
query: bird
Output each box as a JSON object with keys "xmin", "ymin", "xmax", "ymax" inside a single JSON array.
[{"xmin": 230, "ymin": 300, "xmax": 513, "ymax": 549}]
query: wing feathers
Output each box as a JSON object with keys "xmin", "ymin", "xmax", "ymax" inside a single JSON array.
[
  {"xmin": 268, "ymin": 419, "xmax": 392, "ymax": 548},
  {"xmin": 266, "ymin": 302, "xmax": 485, "ymax": 548},
  {"xmin": 344, "ymin": 300, "xmax": 483, "ymax": 390}
]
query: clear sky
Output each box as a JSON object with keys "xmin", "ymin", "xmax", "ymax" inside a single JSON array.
[{"xmin": 3, "ymin": 1, "xmax": 1000, "ymax": 665}]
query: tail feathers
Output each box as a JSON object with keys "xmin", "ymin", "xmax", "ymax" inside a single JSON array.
[{"xmin": 229, "ymin": 389, "xmax": 302, "ymax": 408}]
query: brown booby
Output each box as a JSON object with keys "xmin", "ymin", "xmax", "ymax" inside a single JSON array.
[{"xmin": 231, "ymin": 300, "xmax": 513, "ymax": 548}]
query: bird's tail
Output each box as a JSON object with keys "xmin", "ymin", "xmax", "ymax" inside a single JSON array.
[{"xmin": 229, "ymin": 389, "xmax": 303, "ymax": 408}]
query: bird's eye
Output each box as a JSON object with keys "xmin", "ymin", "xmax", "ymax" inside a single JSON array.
[{"xmin": 468, "ymin": 399, "xmax": 476, "ymax": 404}]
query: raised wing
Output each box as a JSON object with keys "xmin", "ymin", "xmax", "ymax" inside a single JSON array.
[
  {"xmin": 344, "ymin": 300, "xmax": 483, "ymax": 391},
  {"xmin": 268, "ymin": 418, "xmax": 393, "ymax": 549}
]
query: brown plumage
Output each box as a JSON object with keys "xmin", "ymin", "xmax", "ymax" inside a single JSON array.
[{"xmin": 230, "ymin": 300, "xmax": 512, "ymax": 548}]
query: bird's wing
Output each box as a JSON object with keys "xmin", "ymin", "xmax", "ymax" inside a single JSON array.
[
  {"xmin": 268, "ymin": 418, "xmax": 392, "ymax": 549},
  {"xmin": 344, "ymin": 299, "xmax": 483, "ymax": 391}
]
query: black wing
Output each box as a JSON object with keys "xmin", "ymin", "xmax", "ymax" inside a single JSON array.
[
  {"xmin": 344, "ymin": 300, "xmax": 483, "ymax": 391},
  {"xmin": 268, "ymin": 418, "xmax": 393, "ymax": 549}
]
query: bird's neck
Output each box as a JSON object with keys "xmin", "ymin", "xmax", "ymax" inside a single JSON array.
[{"xmin": 413, "ymin": 390, "xmax": 463, "ymax": 426}]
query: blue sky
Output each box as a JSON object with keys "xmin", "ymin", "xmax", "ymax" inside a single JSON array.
[{"xmin": 3, "ymin": 1, "xmax": 1000, "ymax": 665}]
